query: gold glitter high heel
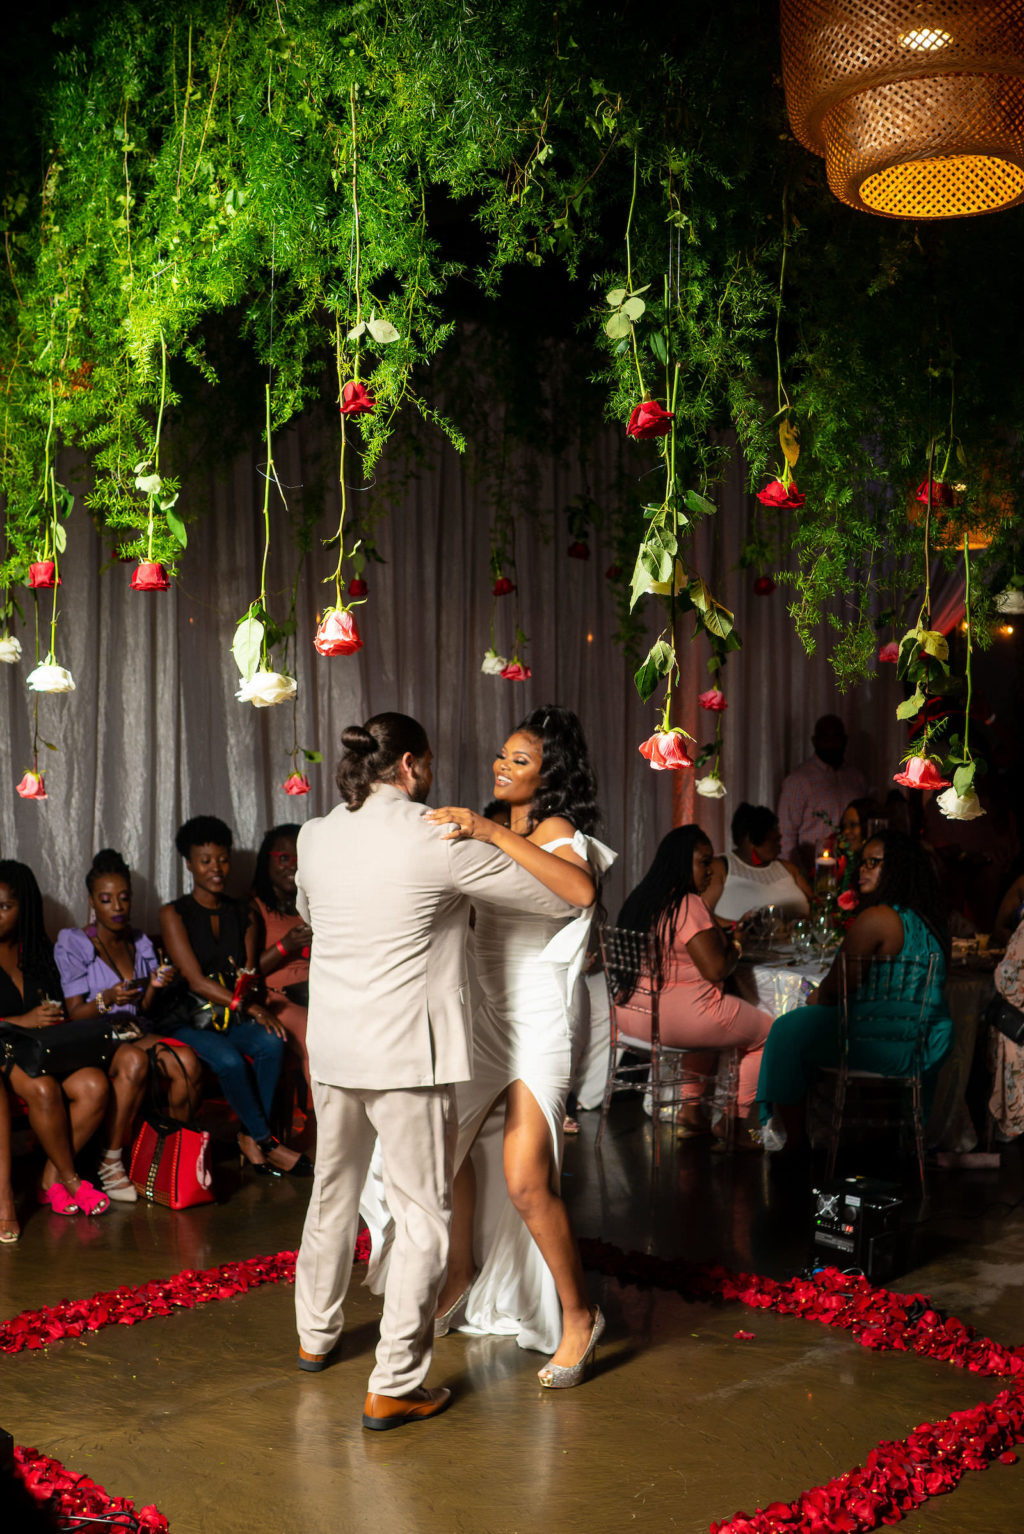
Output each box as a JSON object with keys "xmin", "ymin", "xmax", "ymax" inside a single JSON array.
[{"xmin": 537, "ymin": 1307, "xmax": 605, "ymax": 1389}]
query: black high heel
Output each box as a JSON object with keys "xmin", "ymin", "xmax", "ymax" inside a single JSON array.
[{"xmin": 257, "ymin": 1135, "xmax": 314, "ymax": 1177}]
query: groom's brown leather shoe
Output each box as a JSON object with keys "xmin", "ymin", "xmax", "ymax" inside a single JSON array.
[
  {"xmin": 297, "ymin": 1345, "xmax": 335, "ymax": 1373},
  {"xmin": 362, "ymin": 1386, "xmax": 452, "ymax": 1431}
]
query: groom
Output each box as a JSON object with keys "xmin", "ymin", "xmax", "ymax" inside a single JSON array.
[{"xmin": 293, "ymin": 711, "xmax": 576, "ymax": 1429}]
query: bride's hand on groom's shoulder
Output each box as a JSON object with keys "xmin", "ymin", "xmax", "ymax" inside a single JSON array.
[{"xmin": 424, "ymin": 806, "xmax": 497, "ymax": 844}]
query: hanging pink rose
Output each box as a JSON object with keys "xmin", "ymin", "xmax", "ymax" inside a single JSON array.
[
  {"xmin": 347, "ymin": 577, "xmax": 368, "ymax": 597},
  {"xmin": 753, "ymin": 575, "xmax": 776, "ymax": 595},
  {"xmin": 130, "ymin": 561, "xmax": 170, "ymax": 591},
  {"xmin": 315, "ymin": 608, "xmax": 363, "ymax": 656},
  {"xmin": 893, "ymin": 756, "xmax": 951, "ymax": 790},
  {"xmin": 878, "ymin": 641, "xmax": 899, "ymax": 663},
  {"xmin": 698, "ymin": 688, "xmax": 727, "ymax": 712},
  {"xmin": 492, "ymin": 575, "xmax": 515, "ymax": 596},
  {"xmin": 340, "ymin": 380, "xmax": 376, "ymax": 416},
  {"xmin": 282, "ymin": 772, "xmax": 312, "ymax": 796},
  {"xmin": 756, "ymin": 479, "xmax": 805, "ymax": 509},
  {"xmin": 16, "ymin": 770, "xmax": 47, "ymax": 800},
  {"xmin": 605, "ymin": 563, "xmax": 622, "ymax": 580},
  {"xmin": 567, "ymin": 540, "xmax": 591, "ymax": 560},
  {"xmin": 626, "ymin": 400, "xmax": 674, "ymax": 439},
  {"xmin": 639, "ymin": 731, "xmax": 694, "ymax": 771},
  {"xmin": 29, "ymin": 561, "xmax": 60, "ymax": 588},
  {"xmin": 915, "ymin": 478, "xmax": 957, "ymax": 507},
  {"xmin": 500, "ymin": 660, "xmax": 532, "ymax": 681}
]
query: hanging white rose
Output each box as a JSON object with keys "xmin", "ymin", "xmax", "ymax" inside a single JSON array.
[
  {"xmin": 235, "ymin": 669, "xmax": 297, "ymax": 708},
  {"xmin": 481, "ymin": 649, "xmax": 509, "ymax": 676},
  {"xmin": 696, "ymin": 775, "xmax": 727, "ymax": 799},
  {"xmin": 26, "ymin": 659, "xmax": 76, "ymax": 693},
  {"xmin": 936, "ymin": 786, "xmax": 985, "ymax": 822},
  {"xmin": 0, "ymin": 634, "xmax": 22, "ymax": 664}
]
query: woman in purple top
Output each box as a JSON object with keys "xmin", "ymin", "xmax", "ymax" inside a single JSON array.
[{"xmin": 55, "ymin": 849, "xmax": 202, "ymax": 1203}]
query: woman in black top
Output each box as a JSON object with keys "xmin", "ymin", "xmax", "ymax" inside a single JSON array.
[
  {"xmin": 0, "ymin": 860, "xmax": 111, "ymax": 1227},
  {"xmin": 159, "ymin": 817, "xmax": 311, "ymax": 1176}
]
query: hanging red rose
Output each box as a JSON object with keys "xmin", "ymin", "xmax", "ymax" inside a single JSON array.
[
  {"xmin": 605, "ymin": 563, "xmax": 622, "ymax": 581},
  {"xmin": 500, "ymin": 660, "xmax": 532, "ymax": 681},
  {"xmin": 15, "ymin": 770, "xmax": 47, "ymax": 801},
  {"xmin": 347, "ymin": 577, "xmax": 368, "ymax": 598},
  {"xmin": 878, "ymin": 641, "xmax": 899, "ymax": 663},
  {"xmin": 757, "ymin": 478, "xmax": 806, "ymax": 509},
  {"xmin": 130, "ymin": 561, "xmax": 170, "ymax": 591},
  {"xmin": 626, "ymin": 400, "xmax": 674, "ymax": 439},
  {"xmin": 567, "ymin": 540, "xmax": 591, "ymax": 560},
  {"xmin": 340, "ymin": 380, "xmax": 376, "ymax": 416},
  {"xmin": 837, "ymin": 889, "xmax": 858, "ymax": 912},
  {"xmin": 492, "ymin": 575, "xmax": 515, "ymax": 596},
  {"xmin": 915, "ymin": 479, "xmax": 958, "ymax": 508},
  {"xmin": 639, "ymin": 731, "xmax": 694, "ymax": 771},
  {"xmin": 698, "ymin": 688, "xmax": 728, "ymax": 712},
  {"xmin": 282, "ymin": 772, "xmax": 312, "ymax": 796},
  {"xmin": 753, "ymin": 575, "xmax": 776, "ymax": 595},
  {"xmin": 314, "ymin": 608, "xmax": 363, "ymax": 656},
  {"xmin": 893, "ymin": 756, "xmax": 951, "ymax": 790},
  {"xmin": 28, "ymin": 561, "xmax": 60, "ymax": 589}
]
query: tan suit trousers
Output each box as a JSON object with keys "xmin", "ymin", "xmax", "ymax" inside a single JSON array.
[{"xmin": 295, "ymin": 1080, "xmax": 456, "ymax": 1395}]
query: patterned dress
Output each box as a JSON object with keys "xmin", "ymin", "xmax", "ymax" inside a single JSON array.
[{"xmin": 988, "ymin": 922, "xmax": 1024, "ymax": 1140}]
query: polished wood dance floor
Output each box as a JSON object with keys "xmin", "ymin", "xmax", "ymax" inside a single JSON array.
[{"xmin": 2, "ymin": 1105, "xmax": 1022, "ymax": 1533}]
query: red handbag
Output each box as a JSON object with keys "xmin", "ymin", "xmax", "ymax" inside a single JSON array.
[
  {"xmin": 127, "ymin": 1042, "xmax": 215, "ymax": 1209},
  {"xmin": 129, "ymin": 1117, "xmax": 216, "ymax": 1209}
]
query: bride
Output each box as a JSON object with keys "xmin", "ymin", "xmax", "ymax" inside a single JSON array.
[{"xmin": 360, "ymin": 705, "xmax": 614, "ymax": 1386}]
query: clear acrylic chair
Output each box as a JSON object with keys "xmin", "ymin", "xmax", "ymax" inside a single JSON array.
[
  {"xmin": 818, "ymin": 950, "xmax": 940, "ymax": 1191},
  {"xmin": 596, "ymin": 925, "xmax": 739, "ymax": 1166}
]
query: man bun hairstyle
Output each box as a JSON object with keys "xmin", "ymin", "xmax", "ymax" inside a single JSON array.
[
  {"xmin": 86, "ymin": 848, "xmax": 131, "ymax": 895},
  {"xmin": 336, "ymin": 712, "xmax": 430, "ymax": 811}
]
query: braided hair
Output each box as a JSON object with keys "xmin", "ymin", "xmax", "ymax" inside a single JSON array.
[
  {"xmin": 861, "ymin": 829, "xmax": 949, "ymax": 955},
  {"xmin": 252, "ymin": 824, "xmax": 300, "ymax": 913},
  {"xmin": 513, "ymin": 705, "xmax": 599, "ymax": 835},
  {"xmin": 86, "ymin": 847, "xmax": 131, "ymax": 896},
  {"xmin": 616, "ymin": 825, "xmax": 713, "ymax": 992},
  {"xmin": 0, "ymin": 859, "xmax": 60, "ymax": 997}
]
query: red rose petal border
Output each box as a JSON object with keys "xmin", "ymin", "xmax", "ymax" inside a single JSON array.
[{"xmin": 15, "ymin": 1444, "xmax": 170, "ymax": 1532}]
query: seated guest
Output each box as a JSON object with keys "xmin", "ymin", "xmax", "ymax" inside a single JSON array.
[
  {"xmin": 707, "ymin": 803, "xmax": 811, "ymax": 924},
  {"xmin": 0, "ymin": 860, "xmax": 110, "ymax": 1219},
  {"xmin": 993, "ymin": 864, "xmax": 1024, "ymax": 948},
  {"xmin": 777, "ymin": 714, "xmax": 867, "ymax": 874},
  {"xmin": 159, "ymin": 816, "xmax": 312, "ymax": 1176},
  {"xmin": 757, "ymin": 830, "xmax": 953, "ymax": 1146},
  {"xmin": 836, "ymin": 797, "xmax": 884, "ymax": 858},
  {"xmin": 250, "ymin": 824, "xmax": 311, "ymax": 1087},
  {"xmin": 55, "ymin": 848, "xmax": 202, "ymax": 1203},
  {"xmin": 617, "ymin": 825, "xmax": 774, "ymax": 1144},
  {"xmin": 988, "ymin": 917, "xmax": 1024, "ymax": 1141}
]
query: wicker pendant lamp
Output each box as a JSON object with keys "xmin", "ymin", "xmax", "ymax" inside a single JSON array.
[{"xmin": 781, "ymin": 2, "xmax": 1024, "ymax": 218}]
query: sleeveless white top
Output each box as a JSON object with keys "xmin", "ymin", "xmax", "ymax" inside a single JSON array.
[{"xmin": 714, "ymin": 851, "xmax": 809, "ymax": 922}]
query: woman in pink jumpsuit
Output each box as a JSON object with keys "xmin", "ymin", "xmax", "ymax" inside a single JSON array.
[{"xmin": 617, "ymin": 824, "xmax": 773, "ymax": 1142}]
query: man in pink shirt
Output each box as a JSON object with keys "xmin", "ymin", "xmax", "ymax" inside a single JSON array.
[{"xmin": 777, "ymin": 715, "xmax": 867, "ymax": 874}]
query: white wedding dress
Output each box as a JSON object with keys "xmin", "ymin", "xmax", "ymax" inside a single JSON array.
[{"xmin": 360, "ymin": 830, "xmax": 616, "ymax": 1355}]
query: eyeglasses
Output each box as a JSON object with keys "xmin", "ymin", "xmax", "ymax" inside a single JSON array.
[
  {"xmin": 861, "ymin": 855, "xmax": 884, "ymax": 869},
  {"xmin": 270, "ymin": 851, "xmax": 297, "ymax": 865}
]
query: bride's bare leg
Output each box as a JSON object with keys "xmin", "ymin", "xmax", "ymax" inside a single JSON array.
[
  {"xmin": 502, "ymin": 1080, "xmax": 594, "ymax": 1369},
  {"xmin": 435, "ymin": 1157, "xmax": 477, "ymax": 1315}
]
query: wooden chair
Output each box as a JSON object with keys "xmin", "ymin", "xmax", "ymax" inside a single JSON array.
[
  {"xmin": 818, "ymin": 951, "xmax": 940, "ymax": 1191},
  {"xmin": 596, "ymin": 925, "xmax": 739, "ymax": 1165}
]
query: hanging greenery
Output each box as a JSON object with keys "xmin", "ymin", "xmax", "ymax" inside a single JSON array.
[{"xmin": 2, "ymin": 0, "xmax": 1023, "ymax": 754}]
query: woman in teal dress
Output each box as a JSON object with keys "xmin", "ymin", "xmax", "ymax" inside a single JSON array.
[{"xmin": 757, "ymin": 830, "xmax": 952, "ymax": 1143}]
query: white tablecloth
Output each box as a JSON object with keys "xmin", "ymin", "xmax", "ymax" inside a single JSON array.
[{"xmin": 735, "ymin": 950, "xmax": 830, "ymax": 1016}]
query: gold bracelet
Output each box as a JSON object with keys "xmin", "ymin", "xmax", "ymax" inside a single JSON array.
[{"xmin": 96, "ymin": 991, "xmax": 109, "ymax": 1014}]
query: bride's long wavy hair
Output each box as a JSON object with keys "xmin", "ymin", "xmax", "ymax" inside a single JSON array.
[{"xmin": 514, "ymin": 705, "xmax": 600, "ymax": 835}]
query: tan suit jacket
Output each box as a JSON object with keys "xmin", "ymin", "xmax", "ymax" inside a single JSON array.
[{"xmin": 296, "ymin": 783, "xmax": 576, "ymax": 1090}]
